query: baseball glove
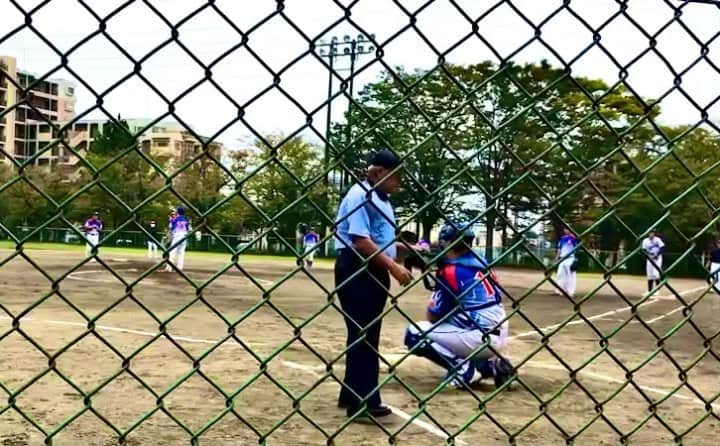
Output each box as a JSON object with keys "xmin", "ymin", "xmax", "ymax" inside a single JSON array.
[{"xmin": 399, "ymin": 230, "xmax": 419, "ymax": 244}]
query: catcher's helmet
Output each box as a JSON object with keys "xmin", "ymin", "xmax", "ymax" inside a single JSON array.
[{"xmin": 438, "ymin": 221, "xmax": 475, "ymax": 247}]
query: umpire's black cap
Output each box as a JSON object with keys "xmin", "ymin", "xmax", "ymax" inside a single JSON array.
[{"xmin": 369, "ymin": 149, "xmax": 401, "ymax": 170}]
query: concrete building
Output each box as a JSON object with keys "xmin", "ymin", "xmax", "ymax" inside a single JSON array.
[
  {"xmin": 2, "ymin": 56, "xmax": 224, "ymax": 171},
  {"xmin": 65, "ymin": 118, "xmax": 225, "ymax": 168},
  {"xmin": 1, "ymin": 55, "xmax": 76, "ymax": 166}
]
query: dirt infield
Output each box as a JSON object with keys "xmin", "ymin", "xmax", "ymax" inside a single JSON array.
[{"xmin": 0, "ymin": 249, "xmax": 718, "ymax": 445}]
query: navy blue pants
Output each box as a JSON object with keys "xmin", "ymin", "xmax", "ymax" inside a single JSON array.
[{"xmin": 335, "ymin": 249, "xmax": 390, "ymax": 410}]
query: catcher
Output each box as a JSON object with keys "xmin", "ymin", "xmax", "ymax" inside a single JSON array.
[{"xmin": 404, "ymin": 221, "xmax": 514, "ymax": 389}]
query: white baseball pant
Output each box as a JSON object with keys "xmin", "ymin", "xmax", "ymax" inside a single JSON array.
[
  {"xmin": 304, "ymin": 243, "xmax": 317, "ymax": 262},
  {"xmin": 169, "ymin": 234, "xmax": 187, "ymax": 271},
  {"xmin": 85, "ymin": 233, "xmax": 99, "ymax": 257},
  {"xmin": 405, "ymin": 320, "xmax": 509, "ymax": 362},
  {"xmin": 556, "ymin": 257, "xmax": 576, "ymax": 296},
  {"xmin": 646, "ymin": 256, "xmax": 662, "ymax": 281},
  {"xmin": 147, "ymin": 240, "xmax": 158, "ymax": 258}
]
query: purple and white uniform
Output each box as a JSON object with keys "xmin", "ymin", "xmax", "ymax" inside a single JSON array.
[
  {"xmin": 84, "ymin": 216, "xmax": 103, "ymax": 256},
  {"xmin": 168, "ymin": 214, "xmax": 191, "ymax": 270}
]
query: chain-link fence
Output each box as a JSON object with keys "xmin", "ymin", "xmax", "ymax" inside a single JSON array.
[{"xmin": 1, "ymin": 0, "xmax": 719, "ymax": 445}]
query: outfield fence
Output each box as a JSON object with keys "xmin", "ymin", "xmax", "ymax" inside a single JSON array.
[{"xmin": 4, "ymin": 226, "xmax": 712, "ymax": 279}]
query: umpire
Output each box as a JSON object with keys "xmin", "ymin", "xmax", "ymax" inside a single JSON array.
[{"xmin": 333, "ymin": 149, "xmax": 413, "ymax": 421}]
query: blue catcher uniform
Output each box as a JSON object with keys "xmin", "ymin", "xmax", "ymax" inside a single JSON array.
[
  {"xmin": 405, "ymin": 223, "xmax": 513, "ymax": 389},
  {"xmin": 425, "ymin": 251, "xmax": 505, "ymax": 330}
]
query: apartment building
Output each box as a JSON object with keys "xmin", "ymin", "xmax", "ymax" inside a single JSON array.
[
  {"xmin": 2, "ymin": 56, "xmax": 224, "ymax": 171},
  {"xmin": 0, "ymin": 55, "xmax": 76, "ymax": 166},
  {"xmin": 66, "ymin": 118, "xmax": 224, "ymax": 167}
]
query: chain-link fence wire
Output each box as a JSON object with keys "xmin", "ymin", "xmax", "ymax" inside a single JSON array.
[{"xmin": 1, "ymin": 0, "xmax": 720, "ymax": 444}]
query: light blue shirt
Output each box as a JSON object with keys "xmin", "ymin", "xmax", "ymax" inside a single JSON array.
[{"xmin": 334, "ymin": 181, "xmax": 397, "ymax": 258}]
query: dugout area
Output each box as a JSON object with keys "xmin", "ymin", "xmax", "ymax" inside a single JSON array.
[{"xmin": 0, "ymin": 248, "xmax": 717, "ymax": 446}]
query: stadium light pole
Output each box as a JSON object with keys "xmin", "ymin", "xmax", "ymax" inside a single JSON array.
[
  {"xmin": 317, "ymin": 34, "xmax": 375, "ymax": 187},
  {"xmin": 316, "ymin": 33, "xmax": 375, "ymax": 251}
]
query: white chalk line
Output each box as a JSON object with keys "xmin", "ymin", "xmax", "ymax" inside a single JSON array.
[
  {"xmin": 1, "ymin": 285, "xmax": 712, "ymax": 442},
  {"xmin": 0, "ymin": 315, "xmax": 466, "ymax": 444},
  {"xmin": 0, "ymin": 312, "xmax": 466, "ymax": 444},
  {"xmin": 631, "ymin": 288, "xmax": 718, "ymax": 325},
  {"xmin": 0, "ymin": 315, "xmax": 219, "ymax": 345},
  {"xmin": 510, "ymin": 285, "xmax": 708, "ymax": 340},
  {"xmin": 524, "ymin": 361, "xmax": 720, "ymax": 411},
  {"xmin": 66, "ymin": 268, "xmax": 274, "ymax": 286},
  {"xmin": 281, "ymin": 360, "xmax": 466, "ymax": 445},
  {"xmin": 67, "ymin": 268, "xmax": 151, "ymax": 284},
  {"xmin": 379, "ymin": 352, "xmax": 720, "ymax": 414},
  {"xmin": 380, "ymin": 285, "xmax": 715, "ymax": 416}
]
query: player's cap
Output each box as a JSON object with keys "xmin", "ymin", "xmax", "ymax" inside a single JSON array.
[
  {"xmin": 368, "ymin": 149, "xmax": 401, "ymax": 170},
  {"xmin": 176, "ymin": 206, "xmax": 185, "ymax": 215},
  {"xmin": 92, "ymin": 211, "xmax": 100, "ymax": 216},
  {"xmin": 439, "ymin": 221, "xmax": 475, "ymax": 244}
]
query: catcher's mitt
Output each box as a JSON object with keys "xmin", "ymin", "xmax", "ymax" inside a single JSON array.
[{"xmin": 399, "ymin": 230, "xmax": 419, "ymax": 244}]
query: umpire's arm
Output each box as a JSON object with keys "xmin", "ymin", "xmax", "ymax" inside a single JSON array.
[
  {"xmin": 344, "ymin": 193, "xmax": 412, "ymax": 286},
  {"xmin": 353, "ymin": 236, "xmax": 409, "ymax": 284}
]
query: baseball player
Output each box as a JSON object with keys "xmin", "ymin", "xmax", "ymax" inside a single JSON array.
[
  {"xmin": 83, "ymin": 211, "xmax": 103, "ymax": 258},
  {"xmin": 555, "ymin": 227, "xmax": 579, "ymax": 297},
  {"xmin": 642, "ymin": 229, "xmax": 665, "ymax": 293},
  {"xmin": 164, "ymin": 206, "xmax": 191, "ymax": 272},
  {"xmin": 709, "ymin": 240, "xmax": 720, "ymax": 294},
  {"xmin": 163, "ymin": 208, "xmax": 176, "ymax": 250},
  {"xmin": 146, "ymin": 220, "xmax": 160, "ymax": 259},
  {"xmin": 404, "ymin": 221, "xmax": 514, "ymax": 390},
  {"xmin": 303, "ymin": 227, "xmax": 320, "ymax": 269}
]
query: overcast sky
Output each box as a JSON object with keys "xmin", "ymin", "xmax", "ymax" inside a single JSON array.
[{"xmin": 1, "ymin": 0, "xmax": 719, "ymax": 148}]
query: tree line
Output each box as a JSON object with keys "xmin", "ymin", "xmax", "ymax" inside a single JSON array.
[
  {"xmin": 1, "ymin": 60, "xmax": 718, "ymax": 262},
  {"xmin": 331, "ymin": 60, "xmax": 720, "ymax": 260}
]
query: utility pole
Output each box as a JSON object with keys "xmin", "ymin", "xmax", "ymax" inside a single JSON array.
[{"xmin": 316, "ymin": 33, "xmax": 375, "ymax": 252}]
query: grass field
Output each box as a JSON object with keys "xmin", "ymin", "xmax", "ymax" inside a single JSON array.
[{"xmin": 0, "ymin": 247, "xmax": 718, "ymax": 445}]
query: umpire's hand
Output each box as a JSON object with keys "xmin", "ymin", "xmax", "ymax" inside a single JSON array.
[{"xmin": 390, "ymin": 263, "xmax": 413, "ymax": 286}]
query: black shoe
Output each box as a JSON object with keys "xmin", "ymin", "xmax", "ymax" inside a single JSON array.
[
  {"xmin": 493, "ymin": 357, "xmax": 516, "ymax": 388},
  {"xmin": 347, "ymin": 405, "xmax": 393, "ymax": 419},
  {"xmin": 337, "ymin": 399, "xmax": 351, "ymax": 409}
]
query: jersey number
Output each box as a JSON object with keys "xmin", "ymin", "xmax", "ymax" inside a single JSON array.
[{"xmin": 474, "ymin": 270, "xmax": 497, "ymax": 297}]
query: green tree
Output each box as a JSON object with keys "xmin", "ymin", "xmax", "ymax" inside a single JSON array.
[
  {"xmin": 172, "ymin": 144, "xmax": 229, "ymax": 230},
  {"xmin": 91, "ymin": 119, "xmax": 136, "ymax": 155},
  {"xmin": 615, "ymin": 126, "xmax": 720, "ymax": 252},
  {"xmin": 76, "ymin": 120, "xmax": 163, "ymax": 227},
  {"xmin": 333, "ymin": 61, "xmax": 654, "ymax": 257},
  {"xmin": 0, "ymin": 166, "xmax": 72, "ymax": 231},
  {"xmin": 242, "ymin": 135, "xmax": 329, "ymax": 237}
]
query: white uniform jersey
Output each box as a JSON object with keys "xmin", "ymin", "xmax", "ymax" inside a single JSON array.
[
  {"xmin": 642, "ymin": 236, "xmax": 665, "ymax": 280},
  {"xmin": 642, "ymin": 236, "xmax": 664, "ymax": 258}
]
